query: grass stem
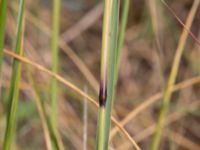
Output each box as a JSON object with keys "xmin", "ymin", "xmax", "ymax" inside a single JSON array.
[
  {"xmin": 3, "ymin": 0, "xmax": 25, "ymax": 149},
  {"xmin": 51, "ymin": 0, "xmax": 60, "ymax": 128},
  {"xmin": 97, "ymin": 0, "xmax": 119, "ymax": 149},
  {"xmin": 151, "ymin": 1, "xmax": 200, "ymax": 149},
  {"xmin": 0, "ymin": 0, "xmax": 7, "ymax": 72},
  {"xmin": 50, "ymin": 0, "xmax": 65, "ymax": 149}
]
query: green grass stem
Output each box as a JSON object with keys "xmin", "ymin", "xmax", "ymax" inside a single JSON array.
[
  {"xmin": 3, "ymin": 0, "xmax": 25, "ymax": 149},
  {"xmin": 0, "ymin": 0, "xmax": 7, "ymax": 72},
  {"xmin": 51, "ymin": 0, "xmax": 60, "ymax": 127},
  {"xmin": 50, "ymin": 0, "xmax": 64, "ymax": 149},
  {"xmin": 151, "ymin": 0, "xmax": 200, "ymax": 149},
  {"xmin": 96, "ymin": 0, "xmax": 120, "ymax": 150},
  {"xmin": 116, "ymin": 0, "xmax": 130, "ymax": 69},
  {"xmin": 97, "ymin": 107, "xmax": 106, "ymax": 150}
]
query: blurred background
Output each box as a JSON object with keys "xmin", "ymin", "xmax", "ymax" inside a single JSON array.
[{"xmin": 0, "ymin": 0, "xmax": 200, "ymax": 149}]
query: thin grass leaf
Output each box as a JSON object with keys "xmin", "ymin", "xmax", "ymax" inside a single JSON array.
[
  {"xmin": 3, "ymin": 0, "xmax": 25, "ymax": 149},
  {"xmin": 96, "ymin": 0, "xmax": 120, "ymax": 150},
  {"xmin": 25, "ymin": 66, "xmax": 52, "ymax": 150},
  {"xmin": 50, "ymin": 0, "xmax": 64, "ymax": 149},
  {"xmin": 151, "ymin": 0, "xmax": 200, "ymax": 149},
  {"xmin": 109, "ymin": 0, "xmax": 131, "ymax": 141},
  {"xmin": 51, "ymin": 0, "xmax": 60, "ymax": 125},
  {"xmin": 0, "ymin": 0, "xmax": 7, "ymax": 72},
  {"xmin": 116, "ymin": 0, "xmax": 130, "ymax": 69},
  {"xmin": 104, "ymin": 0, "xmax": 132, "ymax": 149}
]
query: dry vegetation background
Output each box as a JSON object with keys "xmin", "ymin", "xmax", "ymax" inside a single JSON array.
[{"xmin": 0, "ymin": 0, "xmax": 200, "ymax": 149}]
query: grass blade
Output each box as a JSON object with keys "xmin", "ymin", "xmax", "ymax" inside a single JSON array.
[
  {"xmin": 116, "ymin": 0, "xmax": 130, "ymax": 69},
  {"xmin": 50, "ymin": 0, "xmax": 64, "ymax": 149},
  {"xmin": 96, "ymin": 0, "xmax": 120, "ymax": 150},
  {"xmin": 0, "ymin": 0, "xmax": 7, "ymax": 72},
  {"xmin": 51, "ymin": 0, "xmax": 60, "ymax": 126},
  {"xmin": 3, "ymin": 0, "xmax": 25, "ymax": 149},
  {"xmin": 151, "ymin": 1, "xmax": 200, "ymax": 149},
  {"xmin": 25, "ymin": 66, "xmax": 52, "ymax": 150}
]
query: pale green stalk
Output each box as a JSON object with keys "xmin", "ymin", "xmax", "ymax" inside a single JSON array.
[
  {"xmin": 25, "ymin": 66, "xmax": 52, "ymax": 150},
  {"xmin": 151, "ymin": 0, "xmax": 200, "ymax": 149},
  {"xmin": 51, "ymin": 0, "xmax": 64, "ymax": 149},
  {"xmin": 116, "ymin": 0, "xmax": 130, "ymax": 69},
  {"xmin": 51, "ymin": 0, "xmax": 60, "ymax": 127},
  {"xmin": 3, "ymin": 0, "xmax": 25, "ymax": 149},
  {"xmin": 96, "ymin": 0, "xmax": 119, "ymax": 150},
  {"xmin": 96, "ymin": 0, "xmax": 112, "ymax": 149},
  {"xmin": 97, "ymin": 108, "xmax": 106, "ymax": 150},
  {"xmin": 0, "ymin": 0, "xmax": 7, "ymax": 72}
]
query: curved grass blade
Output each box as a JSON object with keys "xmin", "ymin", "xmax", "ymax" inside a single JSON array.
[
  {"xmin": 3, "ymin": 0, "xmax": 25, "ymax": 149},
  {"xmin": 4, "ymin": 47, "xmax": 139, "ymax": 148},
  {"xmin": 151, "ymin": 0, "xmax": 200, "ymax": 149}
]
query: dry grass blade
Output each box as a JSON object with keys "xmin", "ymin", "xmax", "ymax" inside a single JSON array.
[
  {"xmin": 162, "ymin": 0, "xmax": 200, "ymax": 46},
  {"xmin": 134, "ymin": 101, "xmax": 200, "ymax": 142},
  {"xmin": 110, "ymin": 76, "xmax": 200, "ymax": 140},
  {"xmin": 10, "ymin": 1, "xmax": 99, "ymax": 93},
  {"xmin": 61, "ymin": 2, "xmax": 103, "ymax": 43},
  {"xmin": 148, "ymin": 0, "xmax": 163, "ymax": 53},
  {"xmin": 165, "ymin": 129, "xmax": 200, "ymax": 150},
  {"xmin": 3, "ymin": 48, "xmax": 138, "ymax": 148}
]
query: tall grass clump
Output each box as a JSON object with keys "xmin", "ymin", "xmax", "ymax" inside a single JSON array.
[
  {"xmin": 151, "ymin": 0, "xmax": 200, "ymax": 150},
  {"xmin": 3, "ymin": 0, "xmax": 25, "ymax": 149},
  {"xmin": 0, "ymin": 0, "xmax": 7, "ymax": 72}
]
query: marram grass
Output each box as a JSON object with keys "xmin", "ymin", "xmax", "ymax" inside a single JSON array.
[{"xmin": 3, "ymin": 0, "xmax": 25, "ymax": 149}]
